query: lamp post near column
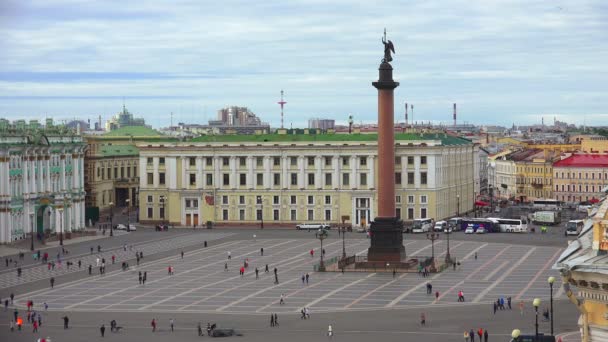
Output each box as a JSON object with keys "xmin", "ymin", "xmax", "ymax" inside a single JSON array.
[
  {"xmin": 341, "ymin": 226, "xmax": 346, "ymax": 259},
  {"xmin": 316, "ymin": 228, "xmax": 328, "ymax": 271},
  {"xmin": 533, "ymin": 298, "xmax": 541, "ymax": 341},
  {"xmin": 548, "ymin": 276, "xmax": 555, "ymax": 336},
  {"xmin": 426, "ymin": 223, "xmax": 439, "ymax": 271}
]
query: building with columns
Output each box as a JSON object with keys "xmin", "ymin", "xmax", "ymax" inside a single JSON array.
[
  {"xmin": 0, "ymin": 118, "xmax": 86, "ymax": 244},
  {"xmin": 137, "ymin": 132, "xmax": 477, "ymax": 227}
]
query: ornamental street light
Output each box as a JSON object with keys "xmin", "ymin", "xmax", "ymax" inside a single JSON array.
[
  {"xmin": 59, "ymin": 208, "xmax": 64, "ymax": 246},
  {"xmin": 316, "ymin": 228, "xmax": 328, "ymax": 271},
  {"xmin": 426, "ymin": 222, "xmax": 440, "ymax": 271},
  {"xmin": 109, "ymin": 202, "xmax": 114, "ymax": 237},
  {"xmin": 341, "ymin": 226, "xmax": 347, "ymax": 259},
  {"xmin": 511, "ymin": 329, "xmax": 521, "ymax": 342},
  {"xmin": 159, "ymin": 196, "xmax": 166, "ymax": 226},
  {"xmin": 548, "ymin": 276, "xmax": 555, "ymax": 336},
  {"xmin": 533, "ymin": 298, "xmax": 541, "ymax": 341},
  {"xmin": 257, "ymin": 196, "xmax": 264, "ymax": 229},
  {"xmin": 126, "ymin": 199, "xmax": 131, "ymax": 232},
  {"xmin": 445, "ymin": 224, "xmax": 452, "ymax": 264},
  {"xmin": 30, "ymin": 212, "xmax": 35, "ymax": 251}
]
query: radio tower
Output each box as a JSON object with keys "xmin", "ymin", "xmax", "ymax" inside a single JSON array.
[{"xmin": 278, "ymin": 90, "xmax": 287, "ymax": 129}]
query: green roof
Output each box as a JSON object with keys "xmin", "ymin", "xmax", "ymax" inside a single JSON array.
[
  {"xmin": 188, "ymin": 133, "xmax": 471, "ymax": 145},
  {"xmin": 104, "ymin": 126, "xmax": 162, "ymax": 137},
  {"xmin": 99, "ymin": 144, "xmax": 139, "ymax": 157}
]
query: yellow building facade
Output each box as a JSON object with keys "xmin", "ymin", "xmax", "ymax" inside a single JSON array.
[
  {"xmin": 137, "ymin": 133, "xmax": 477, "ymax": 227},
  {"xmin": 555, "ymin": 199, "xmax": 608, "ymax": 341},
  {"xmin": 514, "ymin": 150, "xmax": 555, "ymax": 202}
]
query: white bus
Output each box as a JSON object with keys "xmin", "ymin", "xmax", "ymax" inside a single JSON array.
[
  {"xmin": 488, "ymin": 218, "xmax": 528, "ymax": 233},
  {"xmin": 412, "ymin": 218, "xmax": 433, "ymax": 233},
  {"xmin": 532, "ymin": 199, "xmax": 561, "ymax": 211}
]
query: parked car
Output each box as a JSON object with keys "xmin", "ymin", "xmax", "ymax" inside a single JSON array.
[
  {"xmin": 115, "ymin": 224, "xmax": 137, "ymax": 231},
  {"xmin": 433, "ymin": 221, "xmax": 447, "ymax": 232},
  {"xmin": 465, "ymin": 227, "xmax": 475, "ymax": 234},
  {"xmin": 475, "ymin": 227, "xmax": 487, "ymax": 234},
  {"xmin": 296, "ymin": 223, "xmax": 330, "ymax": 230}
]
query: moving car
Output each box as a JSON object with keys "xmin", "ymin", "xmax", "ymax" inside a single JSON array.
[
  {"xmin": 296, "ymin": 223, "xmax": 330, "ymax": 230},
  {"xmin": 115, "ymin": 224, "xmax": 137, "ymax": 231}
]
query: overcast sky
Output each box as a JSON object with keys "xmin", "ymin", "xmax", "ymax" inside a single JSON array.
[{"xmin": 1, "ymin": 0, "xmax": 607, "ymax": 128}]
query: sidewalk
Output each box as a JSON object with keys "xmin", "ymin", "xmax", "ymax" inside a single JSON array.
[{"xmin": 0, "ymin": 229, "xmax": 127, "ymax": 258}]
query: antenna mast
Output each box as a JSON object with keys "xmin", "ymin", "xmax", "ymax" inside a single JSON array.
[{"xmin": 278, "ymin": 90, "xmax": 287, "ymax": 129}]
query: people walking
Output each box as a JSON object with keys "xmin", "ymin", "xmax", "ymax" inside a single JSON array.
[
  {"xmin": 507, "ymin": 296, "xmax": 512, "ymax": 309},
  {"xmin": 62, "ymin": 315, "xmax": 69, "ymax": 329},
  {"xmin": 435, "ymin": 291, "xmax": 439, "ymax": 301},
  {"xmin": 305, "ymin": 273, "xmax": 309, "ymax": 284},
  {"xmin": 227, "ymin": 251, "xmax": 231, "ymax": 260},
  {"xmin": 170, "ymin": 318, "xmax": 174, "ymax": 332},
  {"xmin": 151, "ymin": 318, "xmax": 156, "ymax": 332},
  {"xmin": 50, "ymin": 277, "xmax": 55, "ymax": 288},
  {"xmin": 270, "ymin": 313, "xmax": 275, "ymax": 327},
  {"xmin": 327, "ymin": 324, "xmax": 333, "ymax": 338},
  {"xmin": 519, "ymin": 300, "xmax": 524, "ymax": 315},
  {"xmin": 493, "ymin": 302, "xmax": 497, "ymax": 314},
  {"xmin": 420, "ymin": 312, "xmax": 426, "ymax": 325},
  {"xmin": 274, "ymin": 313, "xmax": 278, "ymax": 326},
  {"xmin": 100, "ymin": 324, "xmax": 105, "ymax": 337},
  {"xmin": 279, "ymin": 293, "xmax": 285, "ymax": 305},
  {"xmin": 458, "ymin": 290, "xmax": 465, "ymax": 302},
  {"xmin": 225, "ymin": 263, "xmax": 228, "ymax": 271},
  {"xmin": 474, "ymin": 252, "xmax": 478, "ymax": 260},
  {"xmin": 181, "ymin": 251, "xmax": 184, "ymax": 259},
  {"xmin": 198, "ymin": 322, "xmax": 203, "ymax": 336},
  {"xmin": 255, "ymin": 268, "xmax": 259, "ymax": 279},
  {"xmin": 139, "ymin": 272, "xmax": 142, "ymax": 284},
  {"xmin": 469, "ymin": 329, "xmax": 475, "ymax": 342},
  {"xmin": 265, "ymin": 264, "xmax": 269, "ymax": 273},
  {"xmin": 484, "ymin": 329, "xmax": 488, "ymax": 342},
  {"xmin": 260, "ymin": 248, "xmax": 264, "ymax": 256},
  {"xmin": 477, "ymin": 328, "xmax": 483, "ymax": 341}
]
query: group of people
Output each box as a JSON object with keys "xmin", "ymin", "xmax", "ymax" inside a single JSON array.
[
  {"xmin": 464, "ymin": 328, "xmax": 489, "ymax": 342},
  {"xmin": 493, "ymin": 296, "xmax": 512, "ymax": 313}
]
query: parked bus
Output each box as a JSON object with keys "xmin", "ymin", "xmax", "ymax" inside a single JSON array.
[
  {"xmin": 532, "ymin": 199, "xmax": 561, "ymax": 211},
  {"xmin": 460, "ymin": 218, "xmax": 499, "ymax": 233},
  {"xmin": 492, "ymin": 218, "xmax": 528, "ymax": 233},
  {"xmin": 412, "ymin": 218, "xmax": 433, "ymax": 233}
]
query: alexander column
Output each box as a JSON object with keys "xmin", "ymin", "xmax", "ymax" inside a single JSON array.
[{"xmin": 367, "ymin": 30, "xmax": 406, "ymax": 262}]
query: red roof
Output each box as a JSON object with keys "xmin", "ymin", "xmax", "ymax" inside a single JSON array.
[{"xmin": 553, "ymin": 154, "xmax": 608, "ymax": 168}]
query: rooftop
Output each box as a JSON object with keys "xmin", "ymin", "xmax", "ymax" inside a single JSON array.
[
  {"xmin": 553, "ymin": 154, "xmax": 608, "ymax": 168},
  {"xmin": 188, "ymin": 133, "xmax": 472, "ymax": 145},
  {"xmin": 98, "ymin": 144, "xmax": 139, "ymax": 157},
  {"xmin": 103, "ymin": 126, "xmax": 162, "ymax": 137}
]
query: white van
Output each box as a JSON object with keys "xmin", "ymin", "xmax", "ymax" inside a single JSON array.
[
  {"xmin": 433, "ymin": 221, "xmax": 447, "ymax": 232},
  {"xmin": 412, "ymin": 218, "xmax": 433, "ymax": 233},
  {"xmin": 566, "ymin": 220, "xmax": 584, "ymax": 236}
]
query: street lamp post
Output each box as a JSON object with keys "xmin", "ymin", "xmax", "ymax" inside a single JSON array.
[
  {"xmin": 445, "ymin": 226, "xmax": 451, "ymax": 264},
  {"xmin": 135, "ymin": 188, "xmax": 139, "ymax": 223},
  {"xmin": 426, "ymin": 223, "xmax": 440, "ymax": 271},
  {"xmin": 533, "ymin": 298, "xmax": 541, "ymax": 341},
  {"xmin": 511, "ymin": 329, "xmax": 521, "ymax": 342},
  {"xmin": 548, "ymin": 276, "xmax": 555, "ymax": 336},
  {"xmin": 341, "ymin": 226, "xmax": 346, "ymax": 259},
  {"xmin": 59, "ymin": 209, "xmax": 64, "ymax": 246},
  {"xmin": 126, "ymin": 199, "xmax": 131, "ymax": 232},
  {"xmin": 30, "ymin": 212, "xmax": 35, "ymax": 251},
  {"xmin": 159, "ymin": 196, "xmax": 165, "ymax": 226},
  {"xmin": 316, "ymin": 228, "xmax": 328, "ymax": 271},
  {"xmin": 257, "ymin": 196, "xmax": 264, "ymax": 229},
  {"xmin": 109, "ymin": 202, "xmax": 114, "ymax": 237}
]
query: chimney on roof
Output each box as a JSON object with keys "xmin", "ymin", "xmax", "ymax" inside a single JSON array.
[{"xmin": 453, "ymin": 103, "xmax": 457, "ymax": 127}]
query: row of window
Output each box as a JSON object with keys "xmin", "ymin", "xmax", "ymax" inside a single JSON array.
[
  {"xmin": 556, "ymin": 184, "xmax": 603, "ymax": 193},
  {"xmin": 555, "ymin": 171, "xmax": 607, "ymax": 180},
  {"xmin": 146, "ymin": 206, "xmax": 429, "ymax": 221},
  {"xmin": 145, "ymin": 194, "xmax": 429, "ymax": 207},
  {"xmin": 97, "ymin": 166, "xmax": 137, "ymax": 181},
  {"xmin": 147, "ymin": 171, "xmax": 429, "ymax": 187},
  {"xmin": 146, "ymin": 155, "xmax": 428, "ymax": 168}
]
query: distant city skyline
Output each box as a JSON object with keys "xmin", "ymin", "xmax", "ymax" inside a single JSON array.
[{"xmin": 1, "ymin": 0, "xmax": 607, "ymax": 127}]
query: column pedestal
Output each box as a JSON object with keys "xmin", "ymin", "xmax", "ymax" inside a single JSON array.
[{"xmin": 367, "ymin": 217, "xmax": 405, "ymax": 262}]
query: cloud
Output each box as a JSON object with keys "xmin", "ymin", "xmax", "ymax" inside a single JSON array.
[{"xmin": 0, "ymin": 0, "xmax": 607, "ymax": 127}]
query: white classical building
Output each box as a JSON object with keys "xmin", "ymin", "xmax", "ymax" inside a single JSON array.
[
  {"xmin": 137, "ymin": 132, "xmax": 478, "ymax": 227},
  {"xmin": 0, "ymin": 119, "xmax": 86, "ymax": 244}
]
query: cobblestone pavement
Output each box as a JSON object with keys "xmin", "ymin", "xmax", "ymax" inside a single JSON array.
[
  {"xmin": 0, "ymin": 233, "xmax": 233, "ymax": 289},
  {"xmin": 14, "ymin": 238, "xmax": 563, "ymax": 314}
]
